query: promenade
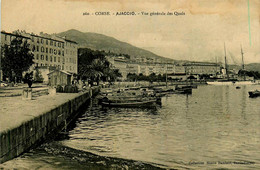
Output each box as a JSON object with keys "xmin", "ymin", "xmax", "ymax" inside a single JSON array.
[
  {"xmin": 0, "ymin": 86, "xmax": 85, "ymax": 133},
  {"xmin": 0, "ymin": 84, "xmax": 98, "ymax": 163}
]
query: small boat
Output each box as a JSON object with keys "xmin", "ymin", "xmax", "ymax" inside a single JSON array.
[
  {"xmin": 248, "ymin": 90, "xmax": 260, "ymax": 98},
  {"xmin": 101, "ymin": 98, "xmax": 158, "ymax": 108},
  {"xmin": 175, "ymin": 85, "xmax": 192, "ymax": 94}
]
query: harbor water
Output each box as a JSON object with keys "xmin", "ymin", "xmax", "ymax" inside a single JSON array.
[{"xmin": 1, "ymin": 85, "xmax": 260, "ymax": 169}]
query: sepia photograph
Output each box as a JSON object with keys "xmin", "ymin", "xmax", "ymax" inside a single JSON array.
[{"xmin": 0, "ymin": 0, "xmax": 260, "ymax": 169}]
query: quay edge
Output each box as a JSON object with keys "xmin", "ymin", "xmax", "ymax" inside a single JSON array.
[{"xmin": 0, "ymin": 86, "xmax": 100, "ymax": 164}]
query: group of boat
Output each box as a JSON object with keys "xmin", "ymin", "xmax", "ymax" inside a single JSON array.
[{"xmin": 97, "ymin": 85, "xmax": 194, "ymax": 108}]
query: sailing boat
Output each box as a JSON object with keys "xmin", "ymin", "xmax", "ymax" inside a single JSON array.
[
  {"xmin": 207, "ymin": 43, "xmax": 236, "ymax": 85},
  {"xmin": 234, "ymin": 45, "xmax": 256, "ymax": 85},
  {"xmin": 207, "ymin": 44, "xmax": 256, "ymax": 85}
]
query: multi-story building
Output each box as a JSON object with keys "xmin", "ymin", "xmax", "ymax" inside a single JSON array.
[
  {"xmin": 29, "ymin": 32, "xmax": 65, "ymax": 70},
  {"xmin": 64, "ymin": 39, "xmax": 78, "ymax": 74},
  {"xmin": 183, "ymin": 62, "xmax": 221, "ymax": 75},
  {"xmin": 0, "ymin": 30, "xmax": 78, "ymax": 82},
  {"xmin": 126, "ymin": 63, "xmax": 139, "ymax": 75},
  {"xmin": 173, "ymin": 64, "xmax": 186, "ymax": 74}
]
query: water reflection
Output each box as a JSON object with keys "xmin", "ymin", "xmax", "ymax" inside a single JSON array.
[{"xmin": 1, "ymin": 85, "xmax": 260, "ymax": 169}]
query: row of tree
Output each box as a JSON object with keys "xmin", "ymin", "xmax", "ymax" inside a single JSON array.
[
  {"xmin": 127, "ymin": 73, "xmax": 171, "ymax": 82},
  {"xmin": 238, "ymin": 70, "xmax": 260, "ymax": 79}
]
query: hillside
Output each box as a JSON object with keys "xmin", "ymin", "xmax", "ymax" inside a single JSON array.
[
  {"xmin": 229, "ymin": 63, "xmax": 260, "ymax": 72},
  {"xmin": 57, "ymin": 29, "xmax": 168, "ymax": 61},
  {"xmin": 57, "ymin": 29, "xmax": 260, "ymax": 72}
]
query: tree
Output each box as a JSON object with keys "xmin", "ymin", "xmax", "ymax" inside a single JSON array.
[
  {"xmin": 1, "ymin": 37, "xmax": 34, "ymax": 82},
  {"xmin": 78, "ymin": 48, "xmax": 122, "ymax": 84}
]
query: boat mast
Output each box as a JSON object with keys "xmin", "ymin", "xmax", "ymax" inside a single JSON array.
[
  {"xmin": 224, "ymin": 43, "xmax": 229, "ymax": 79},
  {"xmin": 241, "ymin": 44, "xmax": 246, "ymax": 80},
  {"xmin": 166, "ymin": 62, "xmax": 168, "ymax": 88}
]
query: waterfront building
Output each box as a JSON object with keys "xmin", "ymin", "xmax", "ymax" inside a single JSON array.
[
  {"xmin": 183, "ymin": 62, "xmax": 221, "ymax": 75},
  {"xmin": 126, "ymin": 63, "xmax": 139, "ymax": 75},
  {"xmin": 0, "ymin": 30, "xmax": 78, "ymax": 82},
  {"xmin": 138, "ymin": 64, "xmax": 148, "ymax": 76},
  {"xmin": 173, "ymin": 64, "xmax": 186, "ymax": 74},
  {"xmin": 64, "ymin": 38, "xmax": 78, "ymax": 74}
]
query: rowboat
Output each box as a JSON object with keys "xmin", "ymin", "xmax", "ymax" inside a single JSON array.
[
  {"xmin": 248, "ymin": 90, "xmax": 260, "ymax": 98},
  {"xmin": 101, "ymin": 98, "xmax": 158, "ymax": 108}
]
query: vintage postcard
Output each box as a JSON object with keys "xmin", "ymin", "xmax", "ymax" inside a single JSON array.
[{"xmin": 1, "ymin": 0, "xmax": 260, "ymax": 169}]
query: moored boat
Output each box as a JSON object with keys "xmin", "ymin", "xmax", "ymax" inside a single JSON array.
[
  {"xmin": 101, "ymin": 97, "xmax": 158, "ymax": 108},
  {"xmin": 248, "ymin": 90, "xmax": 260, "ymax": 98}
]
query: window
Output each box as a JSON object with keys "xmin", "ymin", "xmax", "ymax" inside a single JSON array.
[
  {"xmin": 46, "ymin": 55, "xmax": 48, "ymax": 61},
  {"xmin": 54, "ymin": 42, "xmax": 56, "ymax": 46},
  {"xmin": 54, "ymin": 56, "xmax": 56, "ymax": 62},
  {"xmin": 50, "ymin": 56, "xmax": 52, "ymax": 62},
  {"xmin": 36, "ymin": 54, "xmax": 39, "ymax": 60},
  {"xmin": 46, "ymin": 48, "xmax": 48, "ymax": 53},
  {"xmin": 36, "ymin": 46, "xmax": 39, "ymax": 52},
  {"xmin": 69, "ymin": 58, "xmax": 72, "ymax": 63},
  {"xmin": 32, "ymin": 45, "xmax": 35, "ymax": 52},
  {"xmin": 50, "ymin": 40, "xmax": 53, "ymax": 46},
  {"xmin": 58, "ymin": 43, "xmax": 60, "ymax": 47},
  {"xmin": 62, "ymin": 51, "xmax": 64, "ymax": 56},
  {"xmin": 58, "ymin": 57, "xmax": 60, "ymax": 62},
  {"xmin": 62, "ymin": 43, "xmax": 64, "ymax": 48},
  {"xmin": 58, "ymin": 50, "xmax": 61, "ymax": 55},
  {"xmin": 46, "ymin": 40, "xmax": 48, "ymax": 45},
  {"xmin": 41, "ymin": 55, "xmax": 44, "ymax": 60},
  {"xmin": 41, "ymin": 39, "xmax": 44, "ymax": 44},
  {"xmin": 62, "ymin": 65, "xmax": 64, "ymax": 70},
  {"xmin": 37, "ymin": 38, "xmax": 39, "ymax": 43},
  {"xmin": 41, "ymin": 47, "xmax": 44, "ymax": 52},
  {"xmin": 54, "ymin": 49, "xmax": 57, "ymax": 55},
  {"xmin": 5, "ymin": 35, "xmax": 7, "ymax": 41},
  {"xmin": 50, "ymin": 48, "xmax": 52, "ymax": 54}
]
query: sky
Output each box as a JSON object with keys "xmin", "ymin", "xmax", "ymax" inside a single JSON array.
[{"xmin": 1, "ymin": 0, "xmax": 260, "ymax": 64}]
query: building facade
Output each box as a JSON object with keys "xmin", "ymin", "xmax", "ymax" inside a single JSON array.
[
  {"xmin": 1, "ymin": 30, "xmax": 78, "ymax": 82},
  {"xmin": 183, "ymin": 62, "xmax": 221, "ymax": 75}
]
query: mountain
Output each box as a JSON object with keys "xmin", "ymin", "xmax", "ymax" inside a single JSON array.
[
  {"xmin": 57, "ymin": 29, "xmax": 169, "ymax": 61},
  {"xmin": 229, "ymin": 63, "xmax": 260, "ymax": 72}
]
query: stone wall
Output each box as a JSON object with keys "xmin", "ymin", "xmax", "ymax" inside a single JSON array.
[{"xmin": 0, "ymin": 87, "xmax": 100, "ymax": 163}]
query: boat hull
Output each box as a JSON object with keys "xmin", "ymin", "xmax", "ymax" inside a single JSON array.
[
  {"xmin": 248, "ymin": 91, "xmax": 260, "ymax": 98},
  {"xmin": 101, "ymin": 100, "xmax": 157, "ymax": 108},
  {"xmin": 207, "ymin": 81, "xmax": 257, "ymax": 85}
]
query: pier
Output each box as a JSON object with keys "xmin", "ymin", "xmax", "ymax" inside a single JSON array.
[{"xmin": 0, "ymin": 86, "xmax": 100, "ymax": 163}]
